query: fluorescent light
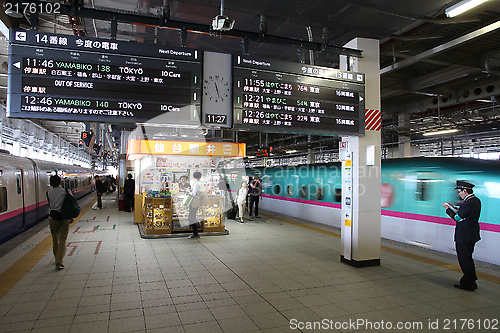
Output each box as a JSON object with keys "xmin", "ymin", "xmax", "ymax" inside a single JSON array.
[
  {"xmin": 423, "ymin": 129, "xmax": 459, "ymax": 136},
  {"xmin": 445, "ymin": 0, "xmax": 488, "ymax": 18},
  {"xmin": 285, "ymin": 149, "xmax": 298, "ymax": 154}
]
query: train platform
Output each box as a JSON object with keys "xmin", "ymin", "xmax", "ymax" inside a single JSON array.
[{"xmin": 0, "ymin": 193, "xmax": 499, "ymax": 333}]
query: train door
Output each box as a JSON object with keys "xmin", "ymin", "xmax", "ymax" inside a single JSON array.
[{"xmin": 15, "ymin": 168, "xmax": 26, "ymax": 230}]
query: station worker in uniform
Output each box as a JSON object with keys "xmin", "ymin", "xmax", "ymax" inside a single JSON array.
[{"xmin": 442, "ymin": 180, "xmax": 481, "ymax": 291}]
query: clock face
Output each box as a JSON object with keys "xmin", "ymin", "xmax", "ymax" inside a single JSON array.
[{"xmin": 203, "ymin": 75, "xmax": 230, "ymax": 103}]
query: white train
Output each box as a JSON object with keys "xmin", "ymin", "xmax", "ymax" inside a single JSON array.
[{"xmin": 0, "ymin": 152, "xmax": 94, "ymax": 245}]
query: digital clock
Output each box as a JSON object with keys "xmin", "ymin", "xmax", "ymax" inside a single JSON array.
[{"xmin": 205, "ymin": 114, "xmax": 227, "ymax": 125}]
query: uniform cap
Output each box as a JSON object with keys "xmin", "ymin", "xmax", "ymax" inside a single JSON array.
[{"xmin": 455, "ymin": 180, "xmax": 475, "ymax": 189}]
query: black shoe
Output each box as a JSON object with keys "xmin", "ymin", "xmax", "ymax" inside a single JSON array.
[
  {"xmin": 239, "ymin": 219, "xmax": 244, "ymax": 223},
  {"xmin": 255, "ymin": 215, "xmax": 261, "ymax": 218},
  {"xmin": 189, "ymin": 235, "xmax": 200, "ymax": 239},
  {"xmin": 454, "ymin": 284, "xmax": 475, "ymax": 291},
  {"xmin": 56, "ymin": 264, "xmax": 64, "ymax": 270}
]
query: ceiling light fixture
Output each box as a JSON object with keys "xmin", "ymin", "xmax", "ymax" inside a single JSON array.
[
  {"xmin": 445, "ymin": 0, "xmax": 488, "ymax": 18},
  {"xmin": 285, "ymin": 149, "xmax": 298, "ymax": 154},
  {"xmin": 422, "ymin": 129, "xmax": 459, "ymax": 136}
]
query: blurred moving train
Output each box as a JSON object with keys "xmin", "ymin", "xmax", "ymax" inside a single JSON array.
[
  {"xmin": 224, "ymin": 157, "xmax": 500, "ymax": 266},
  {"xmin": 0, "ymin": 152, "xmax": 94, "ymax": 245}
]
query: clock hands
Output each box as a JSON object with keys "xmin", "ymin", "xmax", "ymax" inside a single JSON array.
[{"xmin": 214, "ymin": 82, "xmax": 221, "ymax": 98}]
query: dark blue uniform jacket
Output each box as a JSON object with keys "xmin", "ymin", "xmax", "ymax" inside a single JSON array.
[{"xmin": 446, "ymin": 195, "xmax": 481, "ymax": 243}]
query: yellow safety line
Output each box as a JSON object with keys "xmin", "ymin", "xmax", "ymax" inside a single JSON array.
[
  {"xmin": 0, "ymin": 198, "xmax": 96, "ymax": 298},
  {"xmin": 264, "ymin": 213, "xmax": 500, "ymax": 285}
]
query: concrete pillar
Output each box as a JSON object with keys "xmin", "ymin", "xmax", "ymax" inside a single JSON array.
[
  {"xmin": 340, "ymin": 38, "xmax": 381, "ymax": 267},
  {"xmin": 398, "ymin": 113, "xmax": 411, "ymax": 158}
]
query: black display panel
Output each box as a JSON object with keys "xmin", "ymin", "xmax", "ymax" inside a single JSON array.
[
  {"xmin": 7, "ymin": 30, "xmax": 202, "ymax": 125},
  {"xmin": 233, "ymin": 55, "xmax": 365, "ymax": 136}
]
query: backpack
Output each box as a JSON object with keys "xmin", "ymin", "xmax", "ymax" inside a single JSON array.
[{"xmin": 61, "ymin": 188, "xmax": 81, "ymax": 219}]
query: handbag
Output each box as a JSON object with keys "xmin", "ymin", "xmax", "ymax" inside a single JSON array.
[
  {"xmin": 61, "ymin": 189, "xmax": 81, "ymax": 219},
  {"xmin": 182, "ymin": 194, "xmax": 193, "ymax": 207},
  {"xmin": 191, "ymin": 191, "xmax": 208, "ymax": 208}
]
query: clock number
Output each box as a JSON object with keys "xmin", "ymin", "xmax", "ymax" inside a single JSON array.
[{"xmin": 205, "ymin": 114, "xmax": 227, "ymax": 124}]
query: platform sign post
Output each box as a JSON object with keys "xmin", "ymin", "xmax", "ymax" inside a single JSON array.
[
  {"xmin": 341, "ymin": 150, "xmax": 353, "ymax": 260},
  {"xmin": 340, "ymin": 38, "xmax": 381, "ymax": 267}
]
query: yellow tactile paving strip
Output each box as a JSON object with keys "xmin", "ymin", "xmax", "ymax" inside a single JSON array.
[
  {"xmin": 0, "ymin": 199, "xmax": 95, "ymax": 298},
  {"xmin": 265, "ymin": 213, "xmax": 500, "ymax": 285}
]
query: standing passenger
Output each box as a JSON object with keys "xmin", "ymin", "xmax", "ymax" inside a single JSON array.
[
  {"xmin": 46, "ymin": 175, "xmax": 72, "ymax": 270},
  {"xmin": 235, "ymin": 181, "xmax": 248, "ymax": 223},
  {"xmin": 248, "ymin": 175, "xmax": 262, "ymax": 218},
  {"xmin": 188, "ymin": 171, "xmax": 203, "ymax": 239},
  {"xmin": 94, "ymin": 175, "xmax": 105, "ymax": 209},
  {"xmin": 123, "ymin": 174, "xmax": 135, "ymax": 212},
  {"xmin": 442, "ymin": 180, "xmax": 481, "ymax": 291}
]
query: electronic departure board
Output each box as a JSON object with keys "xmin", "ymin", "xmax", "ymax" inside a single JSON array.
[
  {"xmin": 233, "ymin": 56, "xmax": 365, "ymax": 136},
  {"xmin": 7, "ymin": 29, "xmax": 202, "ymax": 125}
]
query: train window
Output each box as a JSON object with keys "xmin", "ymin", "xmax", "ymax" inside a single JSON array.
[
  {"xmin": 273, "ymin": 185, "xmax": 281, "ymax": 195},
  {"xmin": 299, "ymin": 186, "xmax": 307, "ymax": 198},
  {"xmin": 317, "ymin": 187, "xmax": 324, "ymax": 200},
  {"xmin": 286, "ymin": 185, "xmax": 293, "ymax": 196},
  {"xmin": 15, "ymin": 172, "xmax": 22, "ymax": 194},
  {"xmin": 334, "ymin": 187, "xmax": 341, "ymax": 203},
  {"xmin": 416, "ymin": 179, "xmax": 428, "ymax": 201},
  {"xmin": 0, "ymin": 187, "xmax": 7, "ymax": 213}
]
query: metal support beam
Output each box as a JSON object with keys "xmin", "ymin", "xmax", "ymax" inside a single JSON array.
[
  {"xmin": 4, "ymin": 0, "xmax": 362, "ymax": 58},
  {"xmin": 381, "ymin": 19, "xmax": 500, "ymax": 74},
  {"xmin": 110, "ymin": 19, "xmax": 117, "ymax": 40}
]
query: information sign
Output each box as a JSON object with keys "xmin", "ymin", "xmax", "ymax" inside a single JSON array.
[
  {"xmin": 233, "ymin": 55, "xmax": 365, "ymax": 135},
  {"xmin": 7, "ymin": 29, "xmax": 202, "ymax": 125}
]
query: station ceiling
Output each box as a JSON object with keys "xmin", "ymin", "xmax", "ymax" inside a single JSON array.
[{"xmin": 1, "ymin": 0, "xmax": 500, "ymax": 156}]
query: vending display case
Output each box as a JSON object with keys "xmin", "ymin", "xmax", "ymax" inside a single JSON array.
[
  {"xmin": 143, "ymin": 196, "xmax": 172, "ymax": 234},
  {"xmin": 171, "ymin": 194, "xmax": 225, "ymax": 233},
  {"xmin": 203, "ymin": 196, "xmax": 225, "ymax": 232}
]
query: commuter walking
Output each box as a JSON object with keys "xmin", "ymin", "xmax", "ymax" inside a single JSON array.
[
  {"xmin": 46, "ymin": 175, "xmax": 72, "ymax": 270},
  {"xmin": 442, "ymin": 180, "xmax": 481, "ymax": 291},
  {"xmin": 248, "ymin": 175, "xmax": 262, "ymax": 218},
  {"xmin": 123, "ymin": 174, "xmax": 135, "ymax": 212}
]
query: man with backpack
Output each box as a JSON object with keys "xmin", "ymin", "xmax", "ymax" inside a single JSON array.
[{"xmin": 46, "ymin": 175, "xmax": 72, "ymax": 270}]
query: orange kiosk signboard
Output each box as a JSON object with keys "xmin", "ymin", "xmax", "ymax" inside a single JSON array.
[{"xmin": 127, "ymin": 139, "xmax": 246, "ymax": 158}]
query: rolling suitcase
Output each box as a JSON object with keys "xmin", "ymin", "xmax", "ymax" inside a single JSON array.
[
  {"xmin": 118, "ymin": 199, "xmax": 126, "ymax": 211},
  {"xmin": 226, "ymin": 202, "xmax": 238, "ymax": 219}
]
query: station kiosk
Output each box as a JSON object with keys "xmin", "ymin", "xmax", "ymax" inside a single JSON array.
[{"xmin": 126, "ymin": 139, "xmax": 245, "ymax": 236}]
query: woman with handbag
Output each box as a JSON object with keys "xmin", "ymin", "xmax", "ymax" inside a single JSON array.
[
  {"xmin": 235, "ymin": 181, "xmax": 248, "ymax": 223},
  {"xmin": 188, "ymin": 171, "xmax": 203, "ymax": 239}
]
